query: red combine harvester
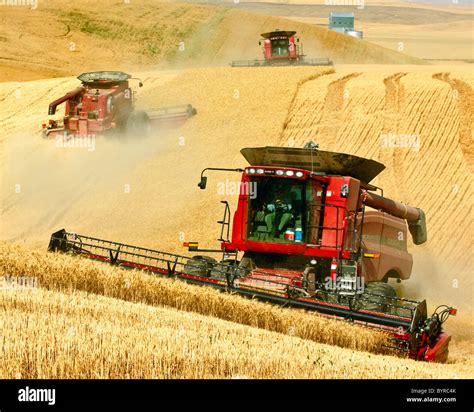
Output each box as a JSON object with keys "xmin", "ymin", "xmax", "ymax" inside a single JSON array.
[
  {"xmin": 231, "ymin": 30, "xmax": 332, "ymax": 67},
  {"xmin": 48, "ymin": 144, "xmax": 456, "ymax": 362},
  {"xmin": 42, "ymin": 71, "xmax": 196, "ymax": 138}
]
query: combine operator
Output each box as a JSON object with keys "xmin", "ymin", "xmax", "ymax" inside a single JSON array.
[{"xmin": 250, "ymin": 181, "xmax": 303, "ymax": 242}]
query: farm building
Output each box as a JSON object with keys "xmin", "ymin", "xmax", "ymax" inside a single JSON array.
[
  {"xmin": 328, "ymin": 12, "xmax": 363, "ymax": 39},
  {"xmin": 329, "ymin": 12, "xmax": 354, "ymax": 33}
]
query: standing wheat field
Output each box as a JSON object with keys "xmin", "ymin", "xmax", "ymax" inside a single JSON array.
[
  {"xmin": 0, "ymin": 242, "xmax": 389, "ymax": 354},
  {"xmin": 0, "ymin": 281, "xmax": 471, "ymax": 379},
  {"xmin": 1, "ymin": 243, "xmax": 473, "ymax": 379}
]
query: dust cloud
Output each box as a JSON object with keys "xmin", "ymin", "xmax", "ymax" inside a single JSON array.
[{"xmin": 0, "ymin": 127, "xmax": 168, "ymax": 243}]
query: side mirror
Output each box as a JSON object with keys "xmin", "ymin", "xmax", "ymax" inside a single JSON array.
[
  {"xmin": 258, "ymin": 41, "xmax": 261, "ymax": 46},
  {"xmin": 139, "ymin": 82, "xmax": 143, "ymax": 87},
  {"xmin": 198, "ymin": 176, "xmax": 207, "ymax": 190}
]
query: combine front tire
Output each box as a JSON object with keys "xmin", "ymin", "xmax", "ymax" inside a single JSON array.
[
  {"xmin": 183, "ymin": 256, "xmax": 217, "ymax": 277},
  {"xmin": 126, "ymin": 111, "xmax": 150, "ymax": 137},
  {"xmin": 357, "ymin": 282, "xmax": 397, "ymax": 314}
]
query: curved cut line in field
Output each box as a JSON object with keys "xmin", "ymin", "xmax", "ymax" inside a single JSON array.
[
  {"xmin": 280, "ymin": 72, "xmax": 362, "ymax": 147},
  {"xmin": 318, "ymin": 73, "xmax": 362, "ymax": 148},
  {"xmin": 433, "ymin": 72, "xmax": 474, "ymax": 171},
  {"xmin": 384, "ymin": 72, "xmax": 407, "ymax": 113},
  {"xmin": 379, "ymin": 72, "xmax": 408, "ymax": 201},
  {"xmin": 324, "ymin": 73, "xmax": 362, "ymax": 113},
  {"xmin": 280, "ymin": 68, "xmax": 335, "ymax": 142}
]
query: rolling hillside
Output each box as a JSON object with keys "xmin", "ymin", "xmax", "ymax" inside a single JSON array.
[{"xmin": 0, "ymin": 0, "xmax": 424, "ymax": 82}]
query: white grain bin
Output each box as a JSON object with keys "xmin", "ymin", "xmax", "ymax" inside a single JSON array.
[{"xmin": 345, "ymin": 30, "xmax": 363, "ymax": 39}]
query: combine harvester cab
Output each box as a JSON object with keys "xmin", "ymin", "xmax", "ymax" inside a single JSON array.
[
  {"xmin": 42, "ymin": 71, "xmax": 196, "ymax": 139},
  {"xmin": 48, "ymin": 144, "xmax": 455, "ymax": 363},
  {"xmin": 230, "ymin": 30, "xmax": 332, "ymax": 67}
]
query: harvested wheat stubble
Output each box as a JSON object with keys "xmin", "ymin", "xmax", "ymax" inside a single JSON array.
[
  {"xmin": 280, "ymin": 69, "xmax": 473, "ymax": 256},
  {"xmin": 1, "ymin": 287, "xmax": 471, "ymax": 379},
  {"xmin": 0, "ymin": 242, "xmax": 391, "ymax": 356}
]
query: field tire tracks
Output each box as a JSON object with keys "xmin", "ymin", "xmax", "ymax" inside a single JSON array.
[
  {"xmin": 279, "ymin": 68, "xmax": 335, "ymax": 145},
  {"xmin": 433, "ymin": 72, "xmax": 473, "ymax": 171},
  {"xmin": 380, "ymin": 72, "xmax": 408, "ymax": 201}
]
